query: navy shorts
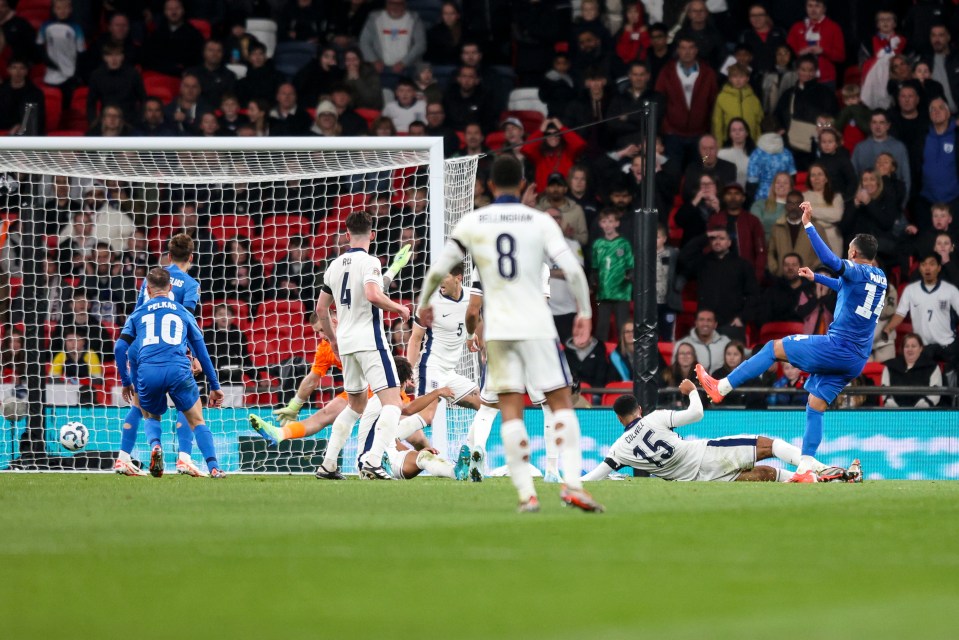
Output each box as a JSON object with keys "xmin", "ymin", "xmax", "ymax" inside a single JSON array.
[
  {"xmin": 136, "ymin": 367, "xmax": 200, "ymax": 416},
  {"xmin": 781, "ymin": 334, "xmax": 866, "ymax": 405}
]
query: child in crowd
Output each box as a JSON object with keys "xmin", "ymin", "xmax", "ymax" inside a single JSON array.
[{"xmin": 591, "ymin": 208, "xmax": 634, "ymax": 342}]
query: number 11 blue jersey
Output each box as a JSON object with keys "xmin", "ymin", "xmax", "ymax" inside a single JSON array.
[{"xmin": 829, "ymin": 260, "xmax": 888, "ymax": 359}]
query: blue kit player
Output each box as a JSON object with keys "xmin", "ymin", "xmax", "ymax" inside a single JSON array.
[
  {"xmin": 115, "ymin": 267, "xmax": 226, "ymax": 478},
  {"xmin": 697, "ymin": 201, "xmax": 880, "ymax": 482},
  {"xmin": 113, "ymin": 234, "xmax": 206, "ymax": 477}
]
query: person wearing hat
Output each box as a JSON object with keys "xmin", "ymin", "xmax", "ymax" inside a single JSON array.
[
  {"xmin": 522, "ymin": 117, "xmax": 587, "ymax": 197},
  {"xmin": 535, "ymin": 171, "xmax": 588, "ymax": 246},
  {"xmin": 497, "ymin": 117, "xmax": 535, "ymax": 182},
  {"xmin": 311, "ymin": 100, "xmax": 342, "ymax": 137},
  {"xmin": 708, "ymin": 182, "xmax": 767, "ymax": 282}
]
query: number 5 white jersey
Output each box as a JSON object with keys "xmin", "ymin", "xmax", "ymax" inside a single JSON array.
[
  {"xmin": 323, "ymin": 248, "xmax": 389, "ymax": 355},
  {"xmin": 416, "ymin": 289, "xmax": 469, "ymax": 372},
  {"xmin": 450, "ymin": 203, "xmax": 571, "ymax": 341}
]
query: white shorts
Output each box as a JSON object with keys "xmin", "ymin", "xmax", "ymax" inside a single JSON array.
[
  {"xmin": 417, "ymin": 365, "xmax": 478, "ymax": 403},
  {"xmin": 385, "ymin": 445, "xmax": 413, "ymax": 480},
  {"xmin": 341, "ymin": 348, "xmax": 399, "ymax": 394},
  {"xmin": 480, "ymin": 371, "xmax": 545, "ymax": 405},
  {"xmin": 482, "ymin": 338, "xmax": 570, "ymax": 402},
  {"xmin": 694, "ymin": 435, "xmax": 758, "ymax": 482}
]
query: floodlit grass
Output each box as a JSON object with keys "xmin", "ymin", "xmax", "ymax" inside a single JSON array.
[{"xmin": 1, "ymin": 475, "xmax": 957, "ymax": 639}]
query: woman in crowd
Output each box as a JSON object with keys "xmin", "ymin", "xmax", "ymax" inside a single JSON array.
[
  {"xmin": 851, "ymin": 169, "xmax": 899, "ymax": 263},
  {"xmin": 882, "ymin": 333, "xmax": 942, "ymax": 407},
  {"xmin": 675, "ymin": 173, "xmax": 720, "ymax": 245},
  {"xmin": 246, "ymin": 99, "xmax": 270, "ymax": 136},
  {"xmin": 717, "ymin": 117, "xmax": 755, "ymax": 187},
  {"xmin": 750, "ymin": 171, "xmax": 792, "ymax": 234},
  {"xmin": 814, "ymin": 128, "xmax": 857, "ymax": 206},
  {"xmin": 709, "ymin": 340, "xmax": 770, "ymax": 408},
  {"xmin": 343, "ymin": 47, "xmax": 383, "ymax": 110},
  {"xmin": 522, "ymin": 118, "xmax": 587, "ymax": 192},
  {"xmin": 803, "ymin": 162, "xmax": 845, "ymax": 255}
]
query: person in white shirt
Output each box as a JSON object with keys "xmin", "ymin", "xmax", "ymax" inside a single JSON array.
[
  {"xmin": 418, "ymin": 155, "xmax": 602, "ymax": 513},
  {"xmin": 583, "ymin": 382, "xmax": 861, "ymax": 482},
  {"xmin": 359, "ymin": 0, "xmax": 426, "ymax": 79},
  {"xmin": 315, "ymin": 211, "xmax": 411, "ymax": 480},
  {"xmin": 381, "ymin": 78, "xmax": 426, "ymax": 132}
]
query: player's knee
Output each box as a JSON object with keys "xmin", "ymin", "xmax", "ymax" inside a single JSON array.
[
  {"xmin": 756, "ymin": 466, "xmax": 777, "ymax": 481},
  {"xmin": 807, "ymin": 396, "xmax": 828, "ymax": 412}
]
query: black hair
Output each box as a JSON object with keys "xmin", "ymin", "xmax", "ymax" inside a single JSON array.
[
  {"xmin": 920, "ymin": 252, "xmax": 943, "ymax": 265},
  {"xmin": 851, "ymin": 234, "xmax": 879, "ymax": 260},
  {"xmin": 395, "ymin": 356, "xmax": 413, "ymax": 384},
  {"xmin": 612, "ymin": 394, "xmax": 639, "ymax": 418},
  {"xmin": 345, "ymin": 211, "xmax": 373, "ymax": 235},
  {"xmin": 490, "ymin": 155, "xmax": 523, "ymax": 189}
]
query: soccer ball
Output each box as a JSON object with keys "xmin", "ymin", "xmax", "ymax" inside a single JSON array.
[{"xmin": 59, "ymin": 422, "xmax": 89, "ymax": 452}]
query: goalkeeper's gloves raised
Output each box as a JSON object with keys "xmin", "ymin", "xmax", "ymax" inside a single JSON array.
[
  {"xmin": 273, "ymin": 397, "xmax": 304, "ymax": 426},
  {"xmin": 385, "ymin": 244, "xmax": 413, "ymax": 281}
]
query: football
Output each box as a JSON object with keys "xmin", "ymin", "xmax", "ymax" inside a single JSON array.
[{"xmin": 59, "ymin": 422, "xmax": 89, "ymax": 452}]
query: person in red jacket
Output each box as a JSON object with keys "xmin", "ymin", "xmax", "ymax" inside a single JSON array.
[
  {"xmin": 654, "ymin": 35, "xmax": 718, "ymax": 169},
  {"xmin": 522, "ymin": 117, "xmax": 587, "ymax": 192},
  {"xmin": 786, "ymin": 0, "xmax": 844, "ymax": 87},
  {"xmin": 614, "ymin": 2, "xmax": 650, "ymax": 65},
  {"xmin": 707, "ymin": 183, "xmax": 768, "ymax": 283}
]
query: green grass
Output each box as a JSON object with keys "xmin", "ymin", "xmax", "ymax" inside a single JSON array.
[{"xmin": 1, "ymin": 476, "xmax": 957, "ymax": 639}]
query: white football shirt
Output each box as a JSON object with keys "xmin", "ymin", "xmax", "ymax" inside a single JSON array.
[
  {"xmin": 896, "ymin": 279, "xmax": 959, "ymax": 347},
  {"xmin": 323, "ymin": 248, "xmax": 390, "ymax": 354},
  {"xmin": 469, "ymin": 263, "xmax": 550, "ymax": 299},
  {"xmin": 606, "ymin": 410, "xmax": 708, "ymax": 481},
  {"xmin": 416, "ymin": 288, "xmax": 469, "ymax": 371}
]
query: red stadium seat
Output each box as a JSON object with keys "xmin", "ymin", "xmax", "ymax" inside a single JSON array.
[
  {"xmin": 485, "ymin": 130, "xmax": 506, "ymax": 150},
  {"xmin": 189, "ymin": 18, "xmax": 212, "ymax": 40},
  {"xmin": 253, "ymin": 300, "xmax": 307, "ymax": 334},
  {"xmin": 209, "ymin": 214, "xmax": 253, "ymax": 245},
  {"xmin": 860, "ymin": 361, "xmax": 885, "ymax": 387},
  {"xmin": 601, "ymin": 381, "xmax": 633, "ymax": 406},
  {"xmin": 758, "ymin": 321, "xmax": 805, "ymax": 345},
  {"xmin": 41, "ymin": 85, "xmax": 62, "ymax": 132},
  {"xmin": 147, "ymin": 214, "xmax": 179, "ymax": 256},
  {"xmin": 794, "ymin": 171, "xmax": 808, "ymax": 191},
  {"xmin": 658, "ymin": 341, "xmax": 673, "ymax": 365},
  {"xmin": 332, "ymin": 193, "xmax": 368, "ymax": 218},
  {"xmin": 46, "ymin": 129, "xmax": 85, "ymax": 136},
  {"xmin": 61, "ymin": 86, "xmax": 89, "ymax": 131},
  {"xmin": 604, "ymin": 341, "xmax": 617, "ymax": 356},
  {"xmin": 18, "ymin": 5, "xmax": 47, "ymax": 29},
  {"xmin": 209, "ymin": 298, "xmax": 252, "ymax": 331},
  {"xmin": 142, "ymin": 71, "xmax": 182, "ymax": 102},
  {"xmin": 354, "ymin": 108, "xmax": 381, "ymax": 129}
]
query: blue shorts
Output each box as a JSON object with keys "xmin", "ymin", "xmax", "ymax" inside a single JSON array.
[
  {"xmin": 781, "ymin": 334, "xmax": 867, "ymax": 405},
  {"xmin": 135, "ymin": 366, "xmax": 200, "ymax": 416}
]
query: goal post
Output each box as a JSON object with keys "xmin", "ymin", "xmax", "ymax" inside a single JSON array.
[{"xmin": 0, "ymin": 136, "xmax": 477, "ymax": 472}]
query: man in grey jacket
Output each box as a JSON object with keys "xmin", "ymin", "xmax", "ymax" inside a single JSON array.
[
  {"xmin": 851, "ymin": 109, "xmax": 911, "ymax": 200},
  {"xmin": 674, "ymin": 308, "xmax": 730, "ymax": 373}
]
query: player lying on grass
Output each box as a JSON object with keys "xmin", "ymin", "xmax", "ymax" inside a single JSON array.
[
  {"xmin": 583, "ymin": 380, "xmax": 861, "ymax": 482},
  {"xmin": 114, "ymin": 267, "xmax": 226, "ymax": 478},
  {"xmin": 697, "ymin": 201, "xmax": 885, "ymax": 482}
]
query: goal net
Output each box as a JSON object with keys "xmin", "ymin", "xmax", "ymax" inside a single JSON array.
[{"xmin": 0, "ymin": 137, "xmax": 478, "ymax": 473}]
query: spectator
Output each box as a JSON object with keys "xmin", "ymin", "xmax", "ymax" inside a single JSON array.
[
  {"xmin": 881, "ymin": 333, "xmax": 942, "ymax": 408},
  {"xmin": 933, "ymin": 231, "xmax": 959, "ymax": 285},
  {"xmin": 761, "ymin": 252, "xmax": 817, "ymax": 325},
  {"xmin": 712, "ymin": 64, "xmax": 763, "ymax": 148},
  {"xmin": 614, "ymin": 3, "xmax": 651, "ymax": 66},
  {"xmin": 164, "ymin": 73, "xmax": 212, "ymax": 135},
  {"xmin": 606, "ymin": 61, "xmax": 664, "ymax": 149},
  {"xmin": 739, "ymin": 3, "xmax": 787, "ymax": 74},
  {"xmin": 186, "ymin": 40, "xmax": 237, "ymax": 109},
  {"xmin": 120, "ymin": 229, "xmax": 153, "ymax": 279},
  {"xmin": 708, "ymin": 183, "xmax": 766, "ymax": 282},
  {"xmin": 660, "ymin": 342, "xmax": 705, "ymax": 407},
  {"xmin": 309, "ymin": 100, "xmax": 340, "ymax": 137},
  {"xmin": 564, "ymin": 332, "xmax": 611, "ymax": 403},
  {"xmin": 196, "ymin": 111, "xmax": 223, "ymax": 137},
  {"xmin": 609, "ymin": 318, "xmax": 635, "ymax": 382},
  {"xmin": 217, "ymin": 93, "xmax": 249, "ymax": 135},
  {"xmin": 86, "ymin": 43, "xmax": 144, "ymax": 125},
  {"xmin": 768, "ymin": 362, "xmax": 808, "ymax": 406},
  {"xmin": 426, "ymin": 1, "xmax": 469, "ymax": 66},
  {"xmin": 718, "ymin": 117, "xmax": 755, "ymax": 187},
  {"xmin": 681, "ymin": 134, "xmax": 737, "ymax": 203},
  {"xmin": 359, "ymin": 0, "xmax": 426, "ymax": 84},
  {"xmin": 591, "ymin": 208, "xmax": 634, "ymax": 342},
  {"xmin": 142, "ymin": 0, "xmax": 204, "ymax": 77},
  {"xmin": 674, "ymin": 0, "xmax": 724, "ymax": 71},
  {"xmin": 571, "ymin": 0, "xmax": 613, "ymax": 57},
  {"xmin": 0, "ymin": 58, "xmax": 45, "ymax": 134},
  {"xmin": 424, "ymin": 102, "xmax": 460, "ymax": 156},
  {"xmin": 213, "ymin": 236, "xmax": 266, "ymax": 307},
  {"xmin": 680, "ymin": 227, "xmax": 759, "ymax": 341},
  {"xmin": 675, "ymin": 173, "xmax": 720, "ymax": 246},
  {"xmin": 269, "ymin": 83, "xmax": 311, "ymax": 136},
  {"xmin": 279, "ymin": 0, "xmax": 324, "ymax": 43},
  {"xmin": 130, "ymin": 97, "xmax": 173, "ymax": 137},
  {"xmin": 0, "ymin": 328, "xmax": 26, "ymax": 381},
  {"xmin": 36, "ymin": 0, "xmax": 85, "ymax": 111},
  {"xmin": 773, "ymin": 55, "xmax": 838, "ymax": 169},
  {"xmin": 912, "ymin": 59, "xmax": 946, "ymax": 112},
  {"xmin": 922, "ymin": 25, "xmax": 958, "ymax": 114},
  {"xmin": 785, "ymin": 0, "xmax": 844, "ymax": 87},
  {"xmin": 523, "ymin": 118, "xmax": 587, "ymax": 197},
  {"xmin": 804, "ymin": 265, "xmax": 836, "ymax": 335},
  {"xmin": 204, "ymin": 304, "xmax": 259, "ymax": 385},
  {"xmin": 885, "ymin": 253, "xmax": 959, "ymax": 371},
  {"xmin": 567, "ymin": 164, "xmax": 601, "ymax": 226},
  {"xmin": 889, "ymin": 84, "xmax": 928, "ymax": 198},
  {"xmin": 454, "ymin": 123, "xmax": 491, "ymax": 175},
  {"xmin": 872, "ymin": 283, "xmax": 899, "ymax": 363},
  {"xmin": 82, "ymin": 13, "xmax": 138, "ymax": 79},
  {"xmin": 382, "ymin": 78, "xmax": 426, "ymax": 133},
  {"xmin": 293, "ymin": 46, "xmax": 342, "ymax": 111},
  {"xmin": 767, "ymin": 189, "xmax": 825, "ymax": 277},
  {"xmin": 223, "ymin": 15, "xmax": 260, "ymax": 65},
  {"xmin": 561, "ymin": 67, "xmax": 613, "ymax": 157},
  {"xmin": 0, "ymin": 0, "xmax": 37, "ymax": 62},
  {"xmin": 622, "ymin": 153, "xmax": 674, "ymax": 228},
  {"xmin": 881, "ymin": 54, "xmax": 913, "ymax": 110},
  {"xmin": 674, "ymin": 308, "xmax": 730, "ymax": 374},
  {"xmin": 342, "ymin": 47, "xmax": 383, "ymax": 111},
  {"xmin": 746, "ymin": 115, "xmax": 796, "ymax": 201},
  {"xmin": 851, "ymin": 169, "xmax": 899, "ymax": 263},
  {"xmin": 443, "ymin": 64, "xmax": 497, "ymax": 132},
  {"xmin": 710, "ymin": 341, "xmax": 768, "ymax": 408},
  {"xmin": 54, "ymin": 290, "xmax": 113, "ymax": 361},
  {"xmin": 834, "ymin": 84, "xmax": 870, "ymax": 151},
  {"xmin": 80, "ymin": 241, "xmax": 135, "ymax": 323},
  {"xmin": 851, "ymin": 109, "xmax": 911, "ymax": 200},
  {"xmin": 544, "ymin": 207, "xmax": 585, "ymax": 343},
  {"xmin": 760, "ymin": 44, "xmax": 797, "ymax": 113},
  {"xmin": 326, "ymin": 84, "xmax": 368, "ymax": 137},
  {"xmin": 36, "ymin": 174, "xmax": 77, "ymax": 235},
  {"xmin": 802, "ymin": 162, "xmax": 844, "ymax": 255},
  {"xmin": 412, "ymin": 62, "xmax": 443, "ymax": 105},
  {"xmin": 874, "ymin": 152, "xmax": 907, "ymax": 210},
  {"xmin": 245, "ymin": 98, "xmax": 270, "ymax": 136},
  {"xmin": 645, "ymin": 23, "xmax": 671, "ymax": 85},
  {"xmin": 917, "ymin": 97, "xmax": 959, "ymax": 231},
  {"xmin": 50, "ymin": 331, "xmax": 102, "ymax": 382},
  {"xmin": 326, "ymin": 0, "xmax": 374, "ymax": 45},
  {"xmin": 86, "ymin": 104, "xmax": 132, "ymax": 137},
  {"xmin": 57, "ymin": 210, "xmax": 96, "ymax": 274},
  {"xmin": 570, "ymin": 27, "xmax": 617, "ymax": 90},
  {"xmin": 539, "ymin": 52, "xmax": 577, "ymax": 118},
  {"xmin": 173, "ymin": 204, "xmax": 217, "ymax": 278},
  {"xmin": 655, "ymin": 35, "xmax": 719, "ymax": 168},
  {"xmin": 814, "ymin": 127, "xmax": 857, "ymax": 206},
  {"xmin": 235, "ymin": 42, "xmax": 278, "ymax": 104},
  {"xmin": 656, "ymin": 223, "xmax": 683, "ymax": 340},
  {"xmin": 535, "ymin": 172, "xmax": 588, "ymax": 246},
  {"xmin": 371, "ymin": 115, "xmax": 397, "ymax": 136}
]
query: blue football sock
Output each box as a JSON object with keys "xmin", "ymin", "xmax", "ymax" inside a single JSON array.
[
  {"xmin": 727, "ymin": 341, "xmax": 777, "ymax": 388},
  {"xmin": 120, "ymin": 407, "xmax": 142, "ymax": 454},
  {"xmin": 145, "ymin": 418, "xmax": 163, "ymax": 449},
  {"xmin": 193, "ymin": 424, "xmax": 219, "ymax": 471},
  {"xmin": 802, "ymin": 405, "xmax": 825, "ymax": 457},
  {"xmin": 175, "ymin": 412, "xmax": 193, "ymax": 455}
]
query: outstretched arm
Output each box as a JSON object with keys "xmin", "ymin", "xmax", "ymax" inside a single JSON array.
[
  {"xmin": 799, "ymin": 266, "xmax": 840, "ymax": 292},
  {"xmin": 670, "ymin": 379, "xmax": 705, "ymax": 428},
  {"xmin": 582, "ymin": 459, "xmax": 617, "ymax": 481},
  {"xmin": 800, "ymin": 202, "xmax": 844, "ymax": 273}
]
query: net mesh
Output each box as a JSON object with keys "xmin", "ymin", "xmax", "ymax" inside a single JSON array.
[{"xmin": 0, "ymin": 140, "xmax": 478, "ymax": 473}]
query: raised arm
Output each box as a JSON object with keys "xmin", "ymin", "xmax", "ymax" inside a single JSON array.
[
  {"xmin": 800, "ymin": 201, "xmax": 844, "ymax": 273},
  {"xmin": 800, "ymin": 266, "xmax": 841, "ymax": 292},
  {"xmin": 670, "ymin": 379, "xmax": 705, "ymax": 428}
]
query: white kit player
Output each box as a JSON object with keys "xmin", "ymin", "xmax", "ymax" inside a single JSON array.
[
  {"xmin": 583, "ymin": 381, "xmax": 861, "ymax": 483},
  {"xmin": 315, "ymin": 211, "xmax": 410, "ymax": 480},
  {"xmin": 418, "ymin": 155, "xmax": 603, "ymax": 513}
]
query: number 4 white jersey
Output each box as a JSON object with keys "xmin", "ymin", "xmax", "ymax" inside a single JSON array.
[
  {"xmin": 323, "ymin": 248, "xmax": 389, "ymax": 355},
  {"xmin": 451, "ymin": 202, "xmax": 571, "ymax": 341},
  {"xmin": 416, "ymin": 289, "xmax": 469, "ymax": 371}
]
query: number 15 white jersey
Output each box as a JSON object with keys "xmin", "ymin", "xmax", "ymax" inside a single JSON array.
[
  {"xmin": 450, "ymin": 202, "xmax": 571, "ymax": 341},
  {"xmin": 323, "ymin": 248, "xmax": 389, "ymax": 355}
]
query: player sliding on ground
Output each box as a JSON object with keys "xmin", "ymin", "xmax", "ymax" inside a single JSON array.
[
  {"xmin": 583, "ymin": 381, "xmax": 861, "ymax": 482},
  {"xmin": 418, "ymin": 155, "xmax": 602, "ymax": 513},
  {"xmin": 697, "ymin": 201, "xmax": 883, "ymax": 482},
  {"xmin": 114, "ymin": 268, "xmax": 226, "ymax": 478}
]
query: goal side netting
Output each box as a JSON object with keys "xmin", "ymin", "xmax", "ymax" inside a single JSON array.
[{"xmin": 0, "ymin": 137, "xmax": 477, "ymax": 473}]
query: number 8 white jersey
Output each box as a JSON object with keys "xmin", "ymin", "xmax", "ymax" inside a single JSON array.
[{"xmin": 323, "ymin": 248, "xmax": 389, "ymax": 355}]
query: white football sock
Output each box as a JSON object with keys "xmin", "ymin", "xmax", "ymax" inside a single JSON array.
[
  {"xmin": 718, "ymin": 378, "xmax": 732, "ymax": 395},
  {"xmin": 796, "ymin": 454, "xmax": 825, "ymax": 474},
  {"xmin": 364, "ymin": 404, "xmax": 401, "ymax": 467},
  {"xmin": 501, "ymin": 419, "xmax": 536, "ymax": 501},
  {"xmin": 322, "ymin": 406, "xmax": 361, "ymax": 470},
  {"xmin": 776, "ymin": 468, "xmax": 796, "ymax": 482},
  {"xmin": 468, "ymin": 404, "xmax": 498, "ymax": 451},
  {"xmin": 542, "ymin": 404, "xmax": 559, "ymax": 476},
  {"xmin": 772, "ymin": 439, "xmax": 802, "ymax": 467},
  {"xmin": 118, "ymin": 450, "xmax": 131, "ymax": 463},
  {"xmin": 416, "ymin": 450, "xmax": 456, "ymax": 479},
  {"xmin": 395, "ymin": 414, "xmax": 427, "ymax": 441},
  {"xmin": 552, "ymin": 409, "xmax": 583, "ymax": 490}
]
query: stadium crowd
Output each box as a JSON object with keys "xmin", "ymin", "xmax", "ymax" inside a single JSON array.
[{"xmin": 2, "ymin": 0, "xmax": 959, "ymax": 409}]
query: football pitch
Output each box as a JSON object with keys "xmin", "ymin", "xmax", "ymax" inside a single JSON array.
[{"xmin": 1, "ymin": 476, "xmax": 957, "ymax": 639}]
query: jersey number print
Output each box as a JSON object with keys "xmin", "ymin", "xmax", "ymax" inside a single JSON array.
[
  {"xmin": 141, "ymin": 314, "xmax": 184, "ymax": 346},
  {"xmin": 496, "ymin": 233, "xmax": 517, "ymax": 280},
  {"xmin": 854, "ymin": 283, "xmax": 884, "ymax": 322}
]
